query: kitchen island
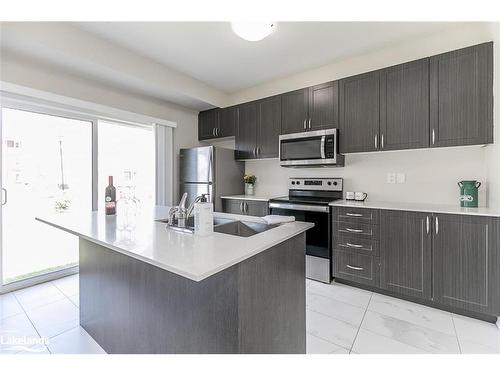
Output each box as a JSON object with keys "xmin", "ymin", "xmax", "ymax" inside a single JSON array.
[{"xmin": 36, "ymin": 207, "xmax": 313, "ymax": 354}]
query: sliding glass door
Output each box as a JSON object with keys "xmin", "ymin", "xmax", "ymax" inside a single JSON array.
[
  {"xmin": 0, "ymin": 107, "xmax": 93, "ymax": 288},
  {"xmin": 97, "ymin": 120, "xmax": 155, "ymax": 210}
]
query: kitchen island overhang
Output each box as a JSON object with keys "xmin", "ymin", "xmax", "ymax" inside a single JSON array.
[{"xmin": 36, "ymin": 207, "xmax": 313, "ymax": 354}]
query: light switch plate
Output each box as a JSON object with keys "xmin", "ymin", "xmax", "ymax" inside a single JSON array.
[
  {"xmin": 396, "ymin": 173, "xmax": 406, "ymax": 184},
  {"xmin": 387, "ymin": 173, "xmax": 396, "ymax": 184}
]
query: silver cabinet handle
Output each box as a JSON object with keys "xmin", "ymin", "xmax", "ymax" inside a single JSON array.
[
  {"xmin": 435, "ymin": 216, "xmax": 439, "ymax": 235},
  {"xmin": 346, "ymin": 213, "xmax": 363, "ymax": 217},
  {"xmin": 253, "ymin": 147, "xmax": 256, "ymax": 157},
  {"xmin": 345, "ymin": 228, "xmax": 363, "ymax": 233},
  {"xmin": 244, "ymin": 202, "xmax": 248, "ymax": 213},
  {"xmin": 216, "ymin": 128, "xmax": 219, "ymax": 137},
  {"xmin": 239, "ymin": 202, "xmax": 244, "ymax": 212},
  {"xmin": 426, "ymin": 216, "xmax": 430, "ymax": 234},
  {"xmin": 308, "ymin": 118, "xmax": 311, "ymax": 129},
  {"xmin": 346, "ymin": 264, "xmax": 364, "ymax": 271},
  {"xmin": 374, "ymin": 134, "xmax": 378, "ymax": 149},
  {"xmin": 256, "ymin": 147, "xmax": 260, "ymax": 157},
  {"xmin": 303, "ymin": 119, "xmax": 307, "ymax": 130},
  {"xmin": 432, "ymin": 129, "xmax": 436, "ymax": 145},
  {"xmin": 1, "ymin": 188, "xmax": 7, "ymax": 205},
  {"xmin": 381, "ymin": 134, "xmax": 384, "ymax": 149},
  {"xmin": 345, "ymin": 242, "xmax": 363, "ymax": 248},
  {"xmin": 212, "ymin": 128, "xmax": 215, "ymax": 137}
]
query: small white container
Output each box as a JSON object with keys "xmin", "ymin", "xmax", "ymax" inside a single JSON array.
[{"xmin": 194, "ymin": 197, "xmax": 213, "ymax": 236}]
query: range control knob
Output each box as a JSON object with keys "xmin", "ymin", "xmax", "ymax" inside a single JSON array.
[
  {"xmin": 327, "ymin": 181, "xmax": 332, "ymax": 186},
  {"xmin": 333, "ymin": 181, "xmax": 338, "ymax": 186},
  {"xmin": 291, "ymin": 181, "xmax": 296, "ymax": 185},
  {"xmin": 296, "ymin": 181, "xmax": 300, "ymax": 185}
]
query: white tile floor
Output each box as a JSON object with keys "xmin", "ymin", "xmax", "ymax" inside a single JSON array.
[
  {"xmin": 1, "ymin": 275, "xmax": 499, "ymax": 354},
  {"xmin": 306, "ymin": 279, "xmax": 500, "ymax": 354}
]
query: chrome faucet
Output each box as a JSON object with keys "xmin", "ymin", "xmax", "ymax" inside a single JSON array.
[{"xmin": 167, "ymin": 193, "xmax": 208, "ymax": 231}]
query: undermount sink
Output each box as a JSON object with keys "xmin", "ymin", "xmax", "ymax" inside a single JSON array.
[
  {"xmin": 156, "ymin": 216, "xmax": 232, "ymax": 227},
  {"xmin": 157, "ymin": 216, "xmax": 276, "ymax": 237},
  {"xmin": 213, "ymin": 220, "xmax": 277, "ymax": 237}
]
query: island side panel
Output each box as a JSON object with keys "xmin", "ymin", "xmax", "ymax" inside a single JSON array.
[
  {"xmin": 78, "ymin": 233, "xmax": 307, "ymax": 354},
  {"xmin": 238, "ymin": 233, "xmax": 307, "ymax": 354},
  {"xmin": 79, "ymin": 238, "xmax": 239, "ymax": 354}
]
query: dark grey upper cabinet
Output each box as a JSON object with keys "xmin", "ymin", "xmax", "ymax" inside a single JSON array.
[
  {"xmin": 380, "ymin": 210, "xmax": 432, "ymax": 300},
  {"xmin": 218, "ymin": 106, "xmax": 237, "ymax": 138},
  {"xmin": 432, "ymin": 214, "xmax": 500, "ymax": 315},
  {"xmin": 198, "ymin": 107, "xmax": 235, "ymax": 141},
  {"xmin": 430, "ymin": 42, "xmax": 493, "ymax": 148},
  {"xmin": 256, "ymin": 96, "xmax": 281, "ymax": 158},
  {"xmin": 281, "ymin": 88, "xmax": 309, "ymax": 135},
  {"xmin": 309, "ymin": 81, "xmax": 338, "ymax": 131},
  {"xmin": 339, "ymin": 71, "xmax": 380, "ymax": 153},
  {"xmin": 380, "ymin": 59, "xmax": 430, "ymax": 150},
  {"xmin": 235, "ymin": 102, "xmax": 257, "ymax": 160},
  {"xmin": 198, "ymin": 109, "xmax": 219, "ymax": 140}
]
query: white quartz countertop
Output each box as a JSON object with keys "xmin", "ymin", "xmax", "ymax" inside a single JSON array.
[
  {"xmin": 36, "ymin": 206, "xmax": 313, "ymax": 282},
  {"xmin": 220, "ymin": 194, "xmax": 278, "ymax": 202},
  {"xmin": 329, "ymin": 200, "xmax": 500, "ymax": 217}
]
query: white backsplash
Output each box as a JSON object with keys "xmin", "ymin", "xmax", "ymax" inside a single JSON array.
[{"xmin": 245, "ymin": 146, "xmax": 490, "ymax": 206}]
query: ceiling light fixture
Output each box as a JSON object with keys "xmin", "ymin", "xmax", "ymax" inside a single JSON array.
[{"xmin": 231, "ymin": 22, "xmax": 276, "ymax": 42}]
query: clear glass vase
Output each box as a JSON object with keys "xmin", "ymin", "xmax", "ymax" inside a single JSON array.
[{"xmin": 245, "ymin": 183, "xmax": 255, "ymax": 195}]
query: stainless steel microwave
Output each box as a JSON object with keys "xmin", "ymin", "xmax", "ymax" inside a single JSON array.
[{"xmin": 279, "ymin": 129, "xmax": 344, "ymax": 167}]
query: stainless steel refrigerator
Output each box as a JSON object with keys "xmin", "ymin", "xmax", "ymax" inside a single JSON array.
[{"xmin": 179, "ymin": 146, "xmax": 244, "ymax": 212}]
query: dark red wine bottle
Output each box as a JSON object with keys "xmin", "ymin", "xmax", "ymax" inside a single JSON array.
[{"xmin": 105, "ymin": 176, "xmax": 116, "ymax": 215}]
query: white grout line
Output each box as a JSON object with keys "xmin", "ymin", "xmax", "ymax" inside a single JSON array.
[
  {"xmin": 349, "ymin": 293, "xmax": 373, "ymax": 354},
  {"xmin": 450, "ymin": 315, "xmax": 463, "ymax": 354},
  {"xmin": 307, "ymin": 330, "xmax": 352, "ymax": 353}
]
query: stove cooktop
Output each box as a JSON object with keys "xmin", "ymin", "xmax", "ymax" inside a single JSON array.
[{"xmin": 270, "ymin": 196, "xmax": 342, "ymax": 206}]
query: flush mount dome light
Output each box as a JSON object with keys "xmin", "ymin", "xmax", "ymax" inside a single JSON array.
[{"xmin": 231, "ymin": 22, "xmax": 276, "ymax": 41}]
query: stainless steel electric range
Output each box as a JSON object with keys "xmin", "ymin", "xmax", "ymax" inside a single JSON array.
[{"xmin": 269, "ymin": 177, "xmax": 343, "ymax": 283}]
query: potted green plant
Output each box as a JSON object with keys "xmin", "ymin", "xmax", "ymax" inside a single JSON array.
[{"xmin": 244, "ymin": 174, "xmax": 257, "ymax": 195}]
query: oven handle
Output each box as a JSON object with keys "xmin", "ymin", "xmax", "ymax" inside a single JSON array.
[
  {"xmin": 320, "ymin": 136, "xmax": 326, "ymax": 159},
  {"xmin": 269, "ymin": 202, "xmax": 329, "ymax": 213}
]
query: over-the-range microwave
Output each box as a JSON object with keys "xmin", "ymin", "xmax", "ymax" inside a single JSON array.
[{"xmin": 279, "ymin": 129, "xmax": 345, "ymax": 167}]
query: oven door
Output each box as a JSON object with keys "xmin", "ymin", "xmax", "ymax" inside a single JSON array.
[
  {"xmin": 269, "ymin": 202, "xmax": 331, "ymax": 283},
  {"xmin": 269, "ymin": 202, "xmax": 330, "ymax": 259}
]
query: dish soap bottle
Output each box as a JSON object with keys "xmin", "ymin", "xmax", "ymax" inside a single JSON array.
[{"xmin": 194, "ymin": 194, "xmax": 213, "ymax": 236}]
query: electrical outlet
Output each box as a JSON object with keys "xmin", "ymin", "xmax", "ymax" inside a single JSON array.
[
  {"xmin": 387, "ymin": 173, "xmax": 396, "ymax": 184},
  {"xmin": 396, "ymin": 173, "xmax": 406, "ymax": 184}
]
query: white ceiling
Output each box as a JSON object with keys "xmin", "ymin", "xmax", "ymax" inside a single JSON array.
[{"xmin": 75, "ymin": 22, "xmax": 465, "ymax": 93}]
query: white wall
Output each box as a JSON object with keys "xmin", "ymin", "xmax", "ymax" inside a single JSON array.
[
  {"xmin": 233, "ymin": 23, "xmax": 500, "ymax": 208},
  {"xmin": 0, "ymin": 50, "xmax": 200, "ymax": 202},
  {"xmin": 246, "ymin": 147, "xmax": 488, "ymax": 206}
]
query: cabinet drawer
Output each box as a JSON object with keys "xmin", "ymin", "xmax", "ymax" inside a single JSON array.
[
  {"xmin": 334, "ymin": 221, "xmax": 379, "ymax": 240},
  {"xmin": 333, "ymin": 206, "xmax": 379, "ymax": 224},
  {"xmin": 333, "ymin": 250, "xmax": 380, "ymax": 287},
  {"xmin": 333, "ymin": 236, "xmax": 379, "ymax": 256}
]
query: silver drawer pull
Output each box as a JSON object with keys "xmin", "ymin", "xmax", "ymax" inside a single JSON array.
[
  {"xmin": 345, "ymin": 242, "xmax": 363, "ymax": 248},
  {"xmin": 345, "ymin": 213, "xmax": 363, "ymax": 217},
  {"xmin": 346, "ymin": 264, "xmax": 364, "ymax": 271},
  {"xmin": 344, "ymin": 228, "xmax": 363, "ymax": 233}
]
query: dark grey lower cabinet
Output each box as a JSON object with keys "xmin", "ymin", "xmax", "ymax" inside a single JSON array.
[
  {"xmin": 432, "ymin": 214, "xmax": 500, "ymax": 315},
  {"xmin": 380, "ymin": 211, "xmax": 432, "ymax": 300},
  {"xmin": 221, "ymin": 198, "xmax": 268, "ymax": 217},
  {"xmin": 333, "ymin": 206, "xmax": 500, "ymax": 319}
]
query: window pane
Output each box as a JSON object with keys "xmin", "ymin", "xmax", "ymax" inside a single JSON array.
[{"xmin": 97, "ymin": 121, "xmax": 155, "ymax": 211}]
